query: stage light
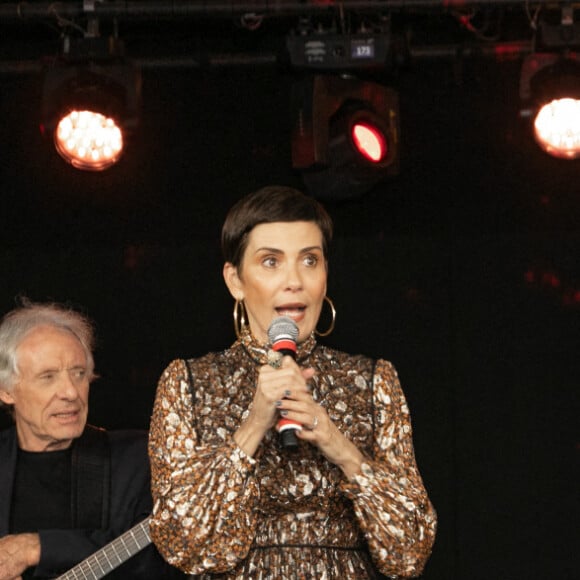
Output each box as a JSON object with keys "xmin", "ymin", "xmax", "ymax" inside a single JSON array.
[
  {"xmin": 352, "ymin": 122, "xmax": 387, "ymax": 162},
  {"xmin": 519, "ymin": 8, "xmax": 580, "ymax": 159},
  {"xmin": 534, "ymin": 97, "xmax": 580, "ymax": 159},
  {"xmin": 54, "ymin": 110, "xmax": 123, "ymax": 171},
  {"xmin": 291, "ymin": 74, "xmax": 399, "ymax": 201},
  {"xmin": 41, "ymin": 36, "xmax": 141, "ymax": 171},
  {"xmin": 520, "ymin": 53, "xmax": 580, "ymax": 159}
]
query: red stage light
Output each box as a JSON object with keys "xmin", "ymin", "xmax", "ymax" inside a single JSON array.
[
  {"xmin": 291, "ymin": 75, "xmax": 399, "ymax": 200},
  {"xmin": 351, "ymin": 122, "xmax": 387, "ymax": 162}
]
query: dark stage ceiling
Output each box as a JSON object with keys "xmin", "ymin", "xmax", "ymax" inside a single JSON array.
[
  {"xmin": 0, "ymin": 1, "xmax": 568, "ymax": 70},
  {"xmin": 0, "ymin": 0, "xmax": 578, "ymax": 249}
]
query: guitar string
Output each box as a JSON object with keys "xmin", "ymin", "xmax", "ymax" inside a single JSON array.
[{"xmin": 56, "ymin": 520, "xmax": 151, "ymax": 579}]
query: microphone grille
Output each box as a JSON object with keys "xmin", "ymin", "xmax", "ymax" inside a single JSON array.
[{"xmin": 268, "ymin": 316, "xmax": 299, "ymax": 344}]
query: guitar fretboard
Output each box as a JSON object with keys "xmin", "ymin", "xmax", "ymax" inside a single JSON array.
[{"xmin": 56, "ymin": 517, "xmax": 151, "ymax": 580}]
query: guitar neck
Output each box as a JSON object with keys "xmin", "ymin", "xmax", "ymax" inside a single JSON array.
[{"xmin": 56, "ymin": 517, "xmax": 151, "ymax": 580}]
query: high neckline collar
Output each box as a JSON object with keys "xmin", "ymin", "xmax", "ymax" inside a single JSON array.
[{"xmin": 237, "ymin": 328, "xmax": 317, "ymax": 365}]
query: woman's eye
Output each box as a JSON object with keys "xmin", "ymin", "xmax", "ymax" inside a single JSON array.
[
  {"xmin": 262, "ymin": 256, "xmax": 278, "ymax": 268},
  {"xmin": 304, "ymin": 254, "xmax": 319, "ymax": 267}
]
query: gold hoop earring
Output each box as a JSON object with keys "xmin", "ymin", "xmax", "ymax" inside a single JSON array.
[
  {"xmin": 233, "ymin": 299, "xmax": 248, "ymax": 339},
  {"xmin": 315, "ymin": 296, "xmax": 336, "ymax": 337}
]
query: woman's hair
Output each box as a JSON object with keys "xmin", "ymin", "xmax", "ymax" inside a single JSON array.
[
  {"xmin": 0, "ymin": 299, "xmax": 97, "ymax": 397},
  {"xmin": 221, "ymin": 185, "xmax": 334, "ymax": 269}
]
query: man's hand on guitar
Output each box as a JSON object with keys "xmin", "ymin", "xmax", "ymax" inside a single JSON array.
[{"xmin": 0, "ymin": 533, "xmax": 40, "ymax": 580}]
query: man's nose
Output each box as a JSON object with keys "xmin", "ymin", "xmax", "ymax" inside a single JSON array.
[{"xmin": 57, "ymin": 373, "xmax": 80, "ymax": 399}]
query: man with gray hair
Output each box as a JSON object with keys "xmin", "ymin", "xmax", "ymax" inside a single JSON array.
[{"xmin": 0, "ymin": 299, "xmax": 180, "ymax": 579}]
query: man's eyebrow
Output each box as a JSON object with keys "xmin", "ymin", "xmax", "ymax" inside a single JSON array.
[{"xmin": 34, "ymin": 366, "xmax": 59, "ymax": 376}]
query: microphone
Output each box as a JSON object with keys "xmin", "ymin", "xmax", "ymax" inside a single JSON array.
[{"xmin": 268, "ymin": 316, "xmax": 301, "ymax": 450}]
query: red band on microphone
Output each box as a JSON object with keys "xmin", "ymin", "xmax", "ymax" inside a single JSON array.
[
  {"xmin": 272, "ymin": 338, "xmax": 296, "ymax": 354},
  {"xmin": 276, "ymin": 418, "xmax": 303, "ymax": 433}
]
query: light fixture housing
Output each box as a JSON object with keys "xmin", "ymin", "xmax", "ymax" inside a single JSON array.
[
  {"xmin": 519, "ymin": 8, "xmax": 580, "ymax": 160},
  {"xmin": 287, "ymin": 31, "xmax": 391, "ymax": 70},
  {"xmin": 291, "ymin": 74, "xmax": 399, "ymax": 201},
  {"xmin": 41, "ymin": 36, "xmax": 141, "ymax": 171},
  {"xmin": 520, "ymin": 52, "xmax": 580, "ymax": 159}
]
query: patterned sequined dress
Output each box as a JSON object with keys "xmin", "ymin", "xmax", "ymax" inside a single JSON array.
[{"xmin": 148, "ymin": 331, "xmax": 437, "ymax": 579}]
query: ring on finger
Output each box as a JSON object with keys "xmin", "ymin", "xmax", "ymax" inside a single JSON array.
[
  {"xmin": 311, "ymin": 416, "xmax": 319, "ymax": 430},
  {"xmin": 267, "ymin": 349, "xmax": 283, "ymax": 369}
]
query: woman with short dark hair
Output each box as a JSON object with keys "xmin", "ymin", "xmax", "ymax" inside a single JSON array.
[{"xmin": 148, "ymin": 185, "xmax": 437, "ymax": 578}]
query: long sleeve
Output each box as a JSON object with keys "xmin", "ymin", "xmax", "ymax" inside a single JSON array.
[
  {"xmin": 148, "ymin": 344, "xmax": 437, "ymax": 580},
  {"xmin": 0, "ymin": 427, "xmax": 177, "ymax": 579},
  {"xmin": 340, "ymin": 359, "xmax": 437, "ymax": 578},
  {"xmin": 148, "ymin": 359, "xmax": 260, "ymax": 575}
]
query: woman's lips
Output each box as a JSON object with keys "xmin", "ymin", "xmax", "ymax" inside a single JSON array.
[{"xmin": 275, "ymin": 306, "xmax": 305, "ymax": 320}]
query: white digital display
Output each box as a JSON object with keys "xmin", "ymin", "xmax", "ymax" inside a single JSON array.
[{"xmin": 351, "ymin": 40, "xmax": 375, "ymax": 59}]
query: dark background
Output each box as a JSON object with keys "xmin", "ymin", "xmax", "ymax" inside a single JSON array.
[{"xmin": 0, "ymin": 12, "xmax": 579, "ymax": 580}]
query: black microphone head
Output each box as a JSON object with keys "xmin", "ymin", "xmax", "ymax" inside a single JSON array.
[{"xmin": 268, "ymin": 316, "xmax": 299, "ymax": 345}]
